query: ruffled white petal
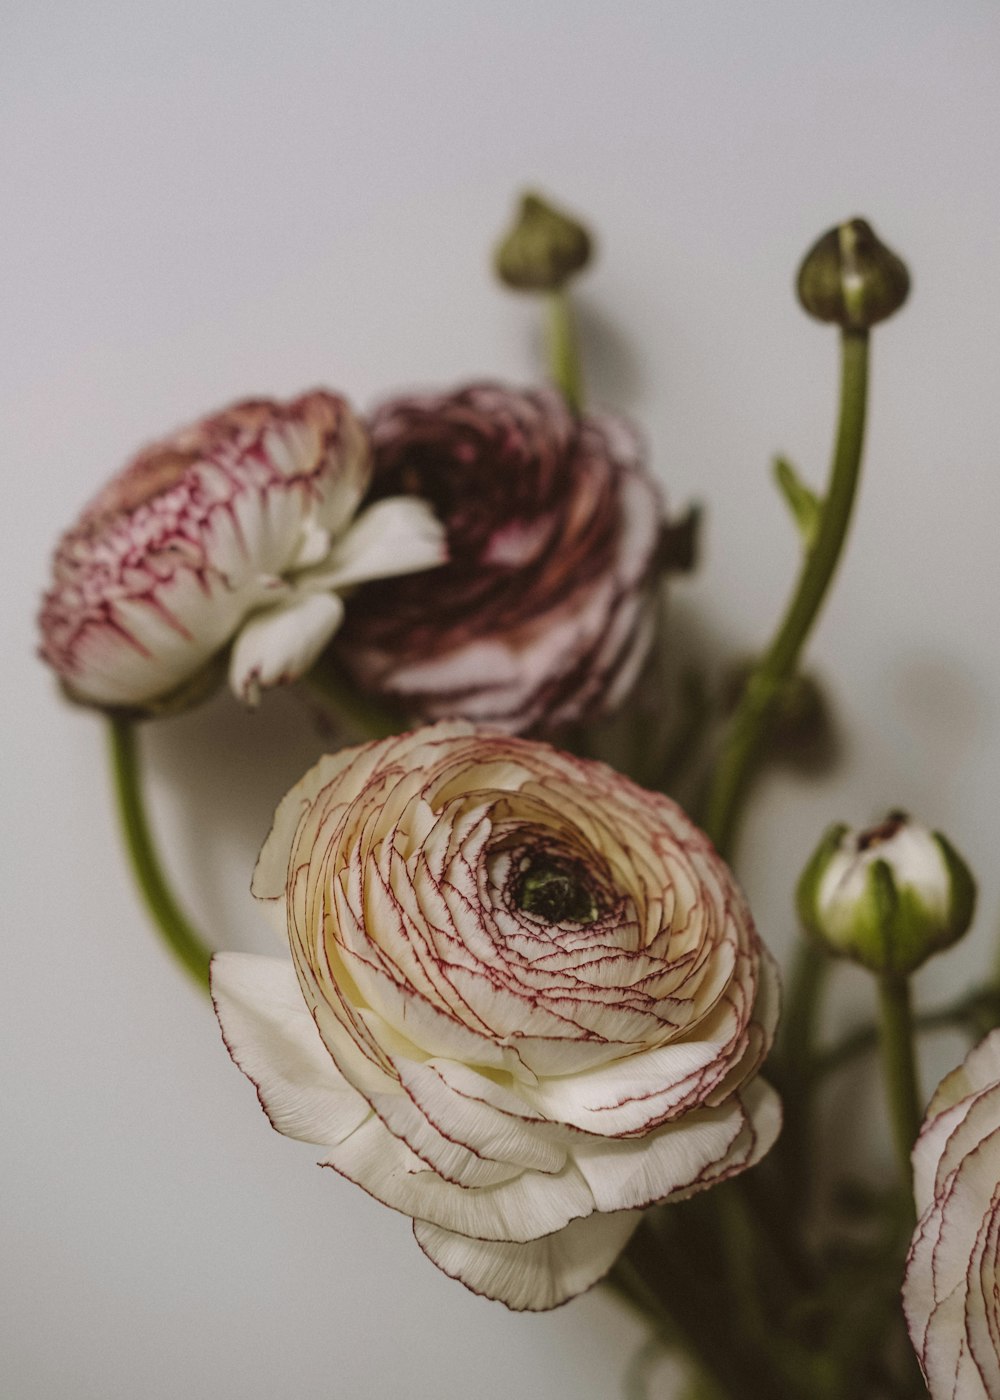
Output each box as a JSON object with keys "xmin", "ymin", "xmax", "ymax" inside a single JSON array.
[
  {"xmin": 395, "ymin": 1059, "xmax": 568, "ymax": 1174},
  {"xmin": 228, "ymin": 590, "xmax": 345, "ymax": 704},
  {"xmin": 522, "ymin": 1001, "xmax": 746, "ymax": 1135},
  {"xmin": 319, "ymin": 1111, "xmax": 595, "ymax": 1242},
  {"xmin": 361, "ymin": 1058, "xmax": 568, "ymax": 1190},
  {"xmin": 572, "ymin": 1103, "xmax": 743, "ymax": 1210},
  {"xmin": 412, "ymin": 1209, "xmax": 641, "ymax": 1311},
  {"xmin": 211, "ymin": 953, "xmax": 370, "ymax": 1147},
  {"xmin": 308, "ymin": 496, "xmax": 446, "ymax": 592}
]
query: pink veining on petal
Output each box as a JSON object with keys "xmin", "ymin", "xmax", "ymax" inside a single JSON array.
[
  {"xmin": 904, "ymin": 1027, "xmax": 1000, "ymax": 1398},
  {"xmin": 38, "ymin": 391, "xmax": 368, "ymax": 708},
  {"xmin": 215, "ymin": 722, "xmax": 779, "ymax": 1310}
]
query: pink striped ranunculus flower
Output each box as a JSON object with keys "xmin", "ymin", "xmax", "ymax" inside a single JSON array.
[
  {"xmin": 38, "ymin": 392, "xmax": 446, "ymax": 711},
  {"xmin": 904, "ymin": 1029, "xmax": 1000, "ymax": 1397},
  {"xmin": 334, "ymin": 383, "xmax": 665, "ymax": 734},
  {"xmin": 212, "ymin": 721, "xmax": 781, "ymax": 1310}
]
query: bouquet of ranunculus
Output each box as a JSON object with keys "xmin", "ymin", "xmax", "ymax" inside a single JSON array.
[{"xmin": 38, "ymin": 191, "xmax": 999, "ymax": 1398}]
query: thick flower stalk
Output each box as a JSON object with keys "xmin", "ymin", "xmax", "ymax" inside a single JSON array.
[
  {"xmin": 904, "ymin": 1030, "xmax": 1000, "ymax": 1398},
  {"xmin": 39, "ymin": 391, "xmax": 446, "ymax": 711},
  {"xmin": 334, "ymin": 384, "xmax": 665, "ymax": 733},
  {"xmin": 212, "ymin": 722, "xmax": 780, "ymax": 1310}
]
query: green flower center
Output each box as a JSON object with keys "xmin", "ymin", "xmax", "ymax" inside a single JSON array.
[{"xmin": 515, "ymin": 856, "xmax": 600, "ymax": 925}]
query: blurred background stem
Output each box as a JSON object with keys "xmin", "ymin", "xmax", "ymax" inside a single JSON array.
[{"xmin": 547, "ymin": 287, "xmax": 584, "ymax": 412}]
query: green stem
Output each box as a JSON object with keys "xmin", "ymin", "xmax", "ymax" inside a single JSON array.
[
  {"xmin": 780, "ymin": 938, "xmax": 830, "ymax": 1074},
  {"xmin": 547, "ymin": 288, "xmax": 583, "ymax": 413},
  {"xmin": 108, "ymin": 715, "xmax": 213, "ymax": 991},
  {"xmin": 303, "ymin": 656, "xmax": 405, "ymax": 740},
  {"xmin": 812, "ymin": 984, "xmax": 1000, "ymax": 1083},
  {"xmin": 609, "ymin": 1228, "xmax": 752, "ymax": 1399},
  {"xmin": 704, "ymin": 329, "xmax": 870, "ymax": 856},
  {"xmin": 773, "ymin": 939, "xmax": 830, "ymax": 1214},
  {"xmin": 657, "ymin": 672, "xmax": 712, "ymax": 796},
  {"xmin": 877, "ymin": 972, "xmax": 922, "ymax": 1199}
]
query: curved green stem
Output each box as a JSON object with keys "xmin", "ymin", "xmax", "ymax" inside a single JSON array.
[
  {"xmin": 108, "ymin": 715, "xmax": 212, "ymax": 992},
  {"xmin": 704, "ymin": 329, "xmax": 870, "ymax": 856},
  {"xmin": 877, "ymin": 972, "xmax": 922, "ymax": 1200},
  {"xmin": 547, "ymin": 288, "xmax": 583, "ymax": 413}
]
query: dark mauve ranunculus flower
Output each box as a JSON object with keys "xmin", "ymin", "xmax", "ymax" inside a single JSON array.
[
  {"xmin": 212, "ymin": 721, "xmax": 781, "ymax": 1311},
  {"xmin": 334, "ymin": 383, "xmax": 665, "ymax": 733}
]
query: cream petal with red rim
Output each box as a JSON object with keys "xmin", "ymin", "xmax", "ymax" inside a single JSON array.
[
  {"xmin": 966, "ymin": 1197, "xmax": 1000, "ymax": 1393},
  {"xmin": 652, "ymin": 1090, "xmax": 774, "ymax": 1203},
  {"xmin": 365, "ymin": 1083, "xmax": 529, "ymax": 1190},
  {"xmin": 412, "ymin": 1209, "xmax": 642, "ymax": 1311},
  {"xmin": 252, "ymin": 739, "xmax": 420, "ymax": 905},
  {"xmin": 523, "ymin": 997, "xmax": 749, "ymax": 1135},
  {"xmin": 391, "ymin": 1058, "xmax": 569, "ymax": 1176},
  {"xmin": 921, "ymin": 1286, "xmax": 988, "ymax": 1400},
  {"xmin": 210, "ymin": 952, "xmax": 371, "ymax": 1147},
  {"xmin": 314, "ymin": 917, "xmax": 538, "ymax": 1081},
  {"xmin": 571, "ymin": 1101, "xmax": 744, "ymax": 1209},
  {"xmin": 925, "ymin": 1122, "xmax": 1000, "ymax": 1338},
  {"xmin": 320, "ymin": 1111, "xmax": 595, "ymax": 1242},
  {"xmin": 704, "ymin": 951, "xmax": 780, "ymax": 1106}
]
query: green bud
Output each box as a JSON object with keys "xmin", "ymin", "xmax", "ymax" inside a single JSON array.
[
  {"xmin": 796, "ymin": 218, "xmax": 910, "ymax": 330},
  {"xmin": 494, "ymin": 192, "xmax": 593, "ymax": 293},
  {"xmin": 722, "ymin": 663, "xmax": 836, "ymax": 771},
  {"xmin": 796, "ymin": 811, "xmax": 975, "ymax": 975}
]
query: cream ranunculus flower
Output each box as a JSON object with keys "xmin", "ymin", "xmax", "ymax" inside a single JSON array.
[
  {"xmin": 38, "ymin": 392, "xmax": 446, "ymax": 711},
  {"xmin": 212, "ymin": 722, "xmax": 781, "ymax": 1310},
  {"xmin": 904, "ymin": 1029, "xmax": 1000, "ymax": 1397}
]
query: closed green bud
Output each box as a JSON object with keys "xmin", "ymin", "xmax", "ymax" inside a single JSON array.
[
  {"xmin": 722, "ymin": 662, "xmax": 835, "ymax": 771},
  {"xmin": 796, "ymin": 811, "xmax": 975, "ymax": 975},
  {"xmin": 495, "ymin": 192, "xmax": 593, "ymax": 292},
  {"xmin": 796, "ymin": 218, "xmax": 910, "ymax": 330}
]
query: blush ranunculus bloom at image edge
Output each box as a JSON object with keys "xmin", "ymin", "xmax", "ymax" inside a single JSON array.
[
  {"xmin": 335, "ymin": 384, "xmax": 665, "ymax": 734},
  {"xmin": 904, "ymin": 1030, "xmax": 1000, "ymax": 1398},
  {"xmin": 38, "ymin": 391, "xmax": 445, "ymax": 710},
  {"xmin": 212, "ymin": 721, "xmax": 782, "ymax": 1311}
]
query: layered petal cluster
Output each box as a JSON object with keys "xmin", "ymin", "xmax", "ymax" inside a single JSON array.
[
  {"xmin": 39, "ymin": 392, "xmax": 445, "ymax": 710},
  {"xmin": 213, "ymin": 722, "xmax": 781, "ymax": 1310},
  {"xmin": 335, "ymin": 383, "xmax": 665, "ymax": 733},
  {"xmin": 904, "ymin": 1030, "xmax": 1000, "ymax": 1398}
]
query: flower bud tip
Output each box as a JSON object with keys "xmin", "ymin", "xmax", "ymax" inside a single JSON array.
[
  {"xmin": 494, "ymin": 191, "xmax": 593, "ymax": 293},
  {"xmin": 796, "ymin": 218, "xmax": 910, "ymax": 330}
]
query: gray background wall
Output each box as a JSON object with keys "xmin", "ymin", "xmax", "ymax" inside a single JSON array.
[{"xmin": 5, "ymin": 4, "xmax": 999, "ymax": 1397}]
